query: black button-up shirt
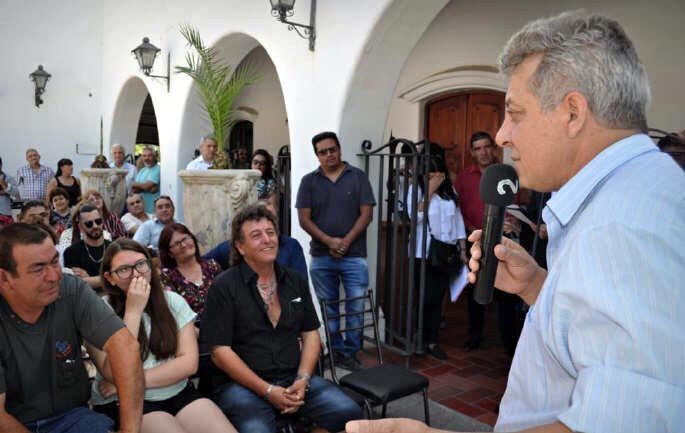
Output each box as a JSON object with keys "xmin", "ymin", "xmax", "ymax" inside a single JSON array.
[{"xmin": 201, "ymin": 262, "xmax": 320, "ymax": 383}]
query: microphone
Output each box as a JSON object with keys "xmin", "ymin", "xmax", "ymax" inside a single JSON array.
[{"xmin": 473, "ymin": 164, "xmax": 519, "ymax": 305}]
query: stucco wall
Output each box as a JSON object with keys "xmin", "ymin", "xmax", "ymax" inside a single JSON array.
[
  {"xmin": 0, "ymin": 0, "xmax": 104, "ymax": 175},
  {"xmin": 386, "ymin": 0, "xmax": 685, "ymax": 143}
]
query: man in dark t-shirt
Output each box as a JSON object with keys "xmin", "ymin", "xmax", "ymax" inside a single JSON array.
[
  {"xmin": 63, "ymin": 204, "xmax": 110, "ymax": 290},
  {"xmin": 295, "ymin": 131, "xmax": 375, "ymax": 371},
  {"xmin": 0, "ymin": 223, "xmax": 143, "ymax": 432}
]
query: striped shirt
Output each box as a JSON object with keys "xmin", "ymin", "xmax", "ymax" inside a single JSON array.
[
  {"xmin": 496, "ymin": 134, "xmax": 685, "ymax": 432},
  {"xmin": 16, "ymin": 164, "xmax": 54, "ymax": 201}
]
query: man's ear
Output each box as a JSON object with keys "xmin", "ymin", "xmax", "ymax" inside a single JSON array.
[
  {"xmin": 0, "ymin": 269, "xmax": 13, "ymax": 293},
  {"xmin": 234, "ymin": 240, "xmax": 245, "ymax": 257},
  {"xmin": 563, "ymin": 91, "xmax": 589, "ymax": 138}
]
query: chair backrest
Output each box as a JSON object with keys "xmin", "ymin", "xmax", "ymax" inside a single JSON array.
[{"xmin": 319, "ymin": 290, "xmax": 383, "ymax": 383}]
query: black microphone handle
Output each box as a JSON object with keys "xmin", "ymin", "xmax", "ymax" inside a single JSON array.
[{"xmin": 474, "ymin": 204, "xmax": 506, "ymax": 305}]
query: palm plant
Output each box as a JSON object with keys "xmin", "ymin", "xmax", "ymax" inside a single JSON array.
[{"xmin": 176, "ymin": 24, "xmax": 258, "ymax": 168}]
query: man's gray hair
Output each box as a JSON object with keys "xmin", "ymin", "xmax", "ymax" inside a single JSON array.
[
  {"xmin": 498, "ymin": 10, "xmax": 651, "ymax": 131},
  {"xmin": 111, "ymin": 143, "xmax": 124, "ymax": 152}
]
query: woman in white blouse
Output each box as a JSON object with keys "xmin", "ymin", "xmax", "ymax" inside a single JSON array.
[{"xmin": 407, "ymin": 156, "xmax": 467, "ymax": 360}]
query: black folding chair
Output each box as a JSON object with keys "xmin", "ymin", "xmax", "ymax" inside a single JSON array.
[{"xmin": 320, "ymin": 291, "xmax": 430, "ymax": 424}]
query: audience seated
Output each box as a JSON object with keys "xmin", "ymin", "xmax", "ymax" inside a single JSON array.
[
  {"xmin": 57, "ymin": 200, "xmax": 113, "ymax": 262},
  {"xmin": 18, "ymin": 200, "xmax": 50, "ymax": 225},
  {"xmin": 0, "ymin": 224, "xmax": 143, "ymax": 433},
  {"xmin": 159, "ymin": 223, "xmax": 222, "ymax": 315},
  {"xmin": 204, "ymin": 193, "xmax": 307, "ymax": 279},
  {"xmin": 134, "ymin": 195, "xmax": 175, "ymax": 251},
  {"xmin": 88, "ymin": 239, "xmax": 236, "ymax": 433},
  {"xmin": 200, "ymin": 203, "xmax": 361, "ymax": 433},
  {"xmin": 121, "ymin": 193, "xmax": 152, "ymax": 236},
  {"xmin": 63, "ymin": 203, "xmax": 110, "ymax": 290},
  {"xmin": 48, "ymin": 186, "xmax": 72, "ymax": 236},
  {"xmin": 84, "ymin": 189, "xmax": 127, "ymax": 239}
]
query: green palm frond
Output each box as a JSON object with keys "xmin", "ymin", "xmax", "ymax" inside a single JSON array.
[{"xmin": 175, "ymin": 24, "xmax": 259, "ymax": 168}]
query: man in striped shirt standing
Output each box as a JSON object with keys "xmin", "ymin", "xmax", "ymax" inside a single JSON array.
[{"xmin": 16, "ymin": 148, "xmax": 54, "ymax": 201}]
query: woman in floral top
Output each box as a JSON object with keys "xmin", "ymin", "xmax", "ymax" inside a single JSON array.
[{"xmin": 158, "ymin": 222, "xmax": 222, "ymax": 315}]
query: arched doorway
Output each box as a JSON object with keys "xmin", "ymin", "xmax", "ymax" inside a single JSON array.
[
  {"xmin": 228, "ymin": 120, "xmax": 253, "ymax": 169},
  {"xmin": 425, "ymin": 91, "xmax": 504, "ymax": 177},
  {"xmin": 110, "ymin": 77, "xmax": 155, "ymax": 159},
  {"xmin": 134, "ymin": 94, "xmax": 160, "ymax": 163}
]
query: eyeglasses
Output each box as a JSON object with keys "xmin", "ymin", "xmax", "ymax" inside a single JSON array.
[
  {"xmin": 110, "ymin": 259, "xmax": 151, "ymax": 279},
  {"xmin": 316, "ymin": 146, "xmax": 338, "ymax": 156},
  {"xmin": 83, "ymin": 218, "xmax": 103, "ymax": 229},
  {"xmin": 171, "ymin": 235, "xmax": 193, "ymax": 249}
]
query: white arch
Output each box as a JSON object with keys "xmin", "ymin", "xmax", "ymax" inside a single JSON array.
[{"xmin": 109, "ymin": 76, "xmax": 152, "ymax": 156}]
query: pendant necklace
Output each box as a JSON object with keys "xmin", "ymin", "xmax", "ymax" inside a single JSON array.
[{"xmin": 257, "ymin": 278, "xmax": 276, "ymax": 311}]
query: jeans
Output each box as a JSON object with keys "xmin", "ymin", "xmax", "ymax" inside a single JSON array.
[
  {"xmin": 309, "ymin": 256, "xmax": 368, "ymax": 357},
  {"xmin": 24, "ymin": 406, "xmax": 114, "ymax": 433},
  {"xmin": 213, "ymin": 376, "xmax": 362, "ymax": 433}
]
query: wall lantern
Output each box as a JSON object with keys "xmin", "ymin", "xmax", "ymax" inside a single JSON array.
[
  {"xmin": 269, "ymin": 0, "xmax": 316, "ymax": 51},
  {"xmin": 29, "ymin": 65, "xmax": 51, "ymax": 108},
  {"xmin": 131, "ymin": 37, "xmax": 170, "ymax": 92}
]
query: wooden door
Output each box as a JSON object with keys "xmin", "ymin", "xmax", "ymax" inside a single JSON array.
[{"xmin": 425, "ymin": 91, "xmax": 504, "ymax": 176}]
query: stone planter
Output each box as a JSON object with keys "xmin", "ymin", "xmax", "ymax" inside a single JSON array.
[
  {"xmin": 178, "ymin": 169, "xmax": 261, "ymax": 254},
  {"xmin": 80, "ymin": 168, "xmax": 129, "ymax": 216}
]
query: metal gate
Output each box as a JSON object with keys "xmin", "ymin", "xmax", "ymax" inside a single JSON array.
[
  {"xmin": 276, "ymin": 145, "xmax": 291, "ymax": 236},
  {"xmin": 359, "ymin": 137, "xmax": 442, "ymax": 359}
]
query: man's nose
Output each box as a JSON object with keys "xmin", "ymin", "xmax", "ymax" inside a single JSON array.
[{"xmin": 495, "ymin": 120, "xmax": 510, "ymax": 148}]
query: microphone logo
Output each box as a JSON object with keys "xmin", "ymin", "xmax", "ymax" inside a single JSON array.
[{"xmin": 497, "ymin": 178, "xmax": 518, "ymax": 195}]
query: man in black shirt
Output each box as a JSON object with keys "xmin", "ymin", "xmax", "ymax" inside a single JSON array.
[
  {"xmin": 63, "ymin": 204, "xmax": 110, "ymax": 290},
  {"xmin": 0, "ymin": 223, "xmax": 143, "ymax": 432},
  {"xmin": 202, "ymin": 204, "xmax": 361, "ymax": 433}
]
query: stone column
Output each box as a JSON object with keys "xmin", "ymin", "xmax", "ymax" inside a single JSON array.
[
  {"xmin": 80, "ymin": 168, "xmax": 129, "ymax": 215},
  {"xmin": 178, "ymin": 169, "xmax": 261, "ymax": 254}
]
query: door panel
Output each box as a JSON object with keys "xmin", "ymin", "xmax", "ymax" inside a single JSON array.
[{"xmin": 426, "ymin": 91, "xmax": 504, "ymax": 176}]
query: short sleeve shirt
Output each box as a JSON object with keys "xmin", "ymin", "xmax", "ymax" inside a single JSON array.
[
  {"xmin": 134, "ymin": 164, "xmax": 160, "ymax": 214},
  {"xmin": 201, "ymin": 262, "xmax": 320, "ymax": 383},
  {"xmin": 63, "ymin": 240, "xmax": 111, "ymax": 277},
  {"xmin": 0, "ymin": 274, "xmax": 125, "ymax": 423},
  {"xmin": 295, "ymin": 163, "xmax": 375, "ymax": 257},
  {"xmin": 91, "ymin": 291, "xmax": 196, "ymax": 405}
]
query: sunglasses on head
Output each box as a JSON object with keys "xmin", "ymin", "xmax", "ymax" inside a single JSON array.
[{"xmin": 83, "ymin": 218, "xmax": 103, "ymax": 229}]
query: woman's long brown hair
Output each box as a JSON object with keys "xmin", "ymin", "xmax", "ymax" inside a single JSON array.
[{"xmin": 101, "ymin": 239, "xmax": 178, "ymax": 360}]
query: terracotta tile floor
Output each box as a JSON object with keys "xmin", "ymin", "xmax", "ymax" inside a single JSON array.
[{"xmin": 356, "ymin": 295, "xmax": 512, "ymax": 427}]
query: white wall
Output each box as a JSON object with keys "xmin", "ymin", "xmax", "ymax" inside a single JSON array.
[
  {"xmin": 386, "ymin": 0, "xmax": 685, "ymax": 143},
  {"xmin": 0, "ymin": 0, "xmax": 104, "ymax": 176},
  {"xmin": 233, "ymin": 47, "xmax": 290, "ymax": 158}
]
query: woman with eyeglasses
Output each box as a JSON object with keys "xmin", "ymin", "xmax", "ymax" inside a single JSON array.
[
  {"xmin": 158, "ymin": 223, "xmax": 222, "ymax": 315},
  {"xmin": 251, "ymin": 149, "xmax": 277, "ymax": 199},
  {"xmin": 46, "ymin": 158, "xmax": 82, "ymax": 206},
  {"xmin": 84, "ymin": 189, "xmax": 128, "ymax": 239},
  {"xmin": 88, "ymin": 239, "xmax": 236, "ymax": 433}
]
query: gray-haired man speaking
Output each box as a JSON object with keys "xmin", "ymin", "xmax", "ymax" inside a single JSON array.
[{"xmin": 346, "ymin": 10, "xmax": 684, "ymax": 433}]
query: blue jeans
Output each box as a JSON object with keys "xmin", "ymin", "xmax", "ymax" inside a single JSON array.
[
  {"xmin": 309, "ymin": 256, "xmax": 368, "ymax": 357},
  {"xmin": 213, "ymin": 376, "xmax": 362, "ymax": 433},
  {"xmin": 24, "ymin": 406, "xmax": 114, "ymax": 433}
]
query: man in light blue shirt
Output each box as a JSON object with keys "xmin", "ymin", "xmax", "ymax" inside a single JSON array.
[
  {"xmin": 131, "ymin": 147, "xmax": 160, "ymax": 214},
  {"xmin": 133, "ymin": 195, "xmax": 175, "ymax": 251},
  {"xmin": 186, "ymin": 135, "xmax": 218, "ymax": 170},
  {"xmin": 109, "ymin": 144, "xmax": 137, "ymax": 194},
  {"xmin": 346, "ymin": 11, "xmax": 684, "ymax": 433}
]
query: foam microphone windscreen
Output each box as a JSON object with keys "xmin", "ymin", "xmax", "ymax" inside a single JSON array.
[
  {"xmin": 479, "ymin": 164, "xmax": 519, "ymax": 207},
  {"xmin": 473, "ymin": 164, "xmax": 519, "ymax": 305}
]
